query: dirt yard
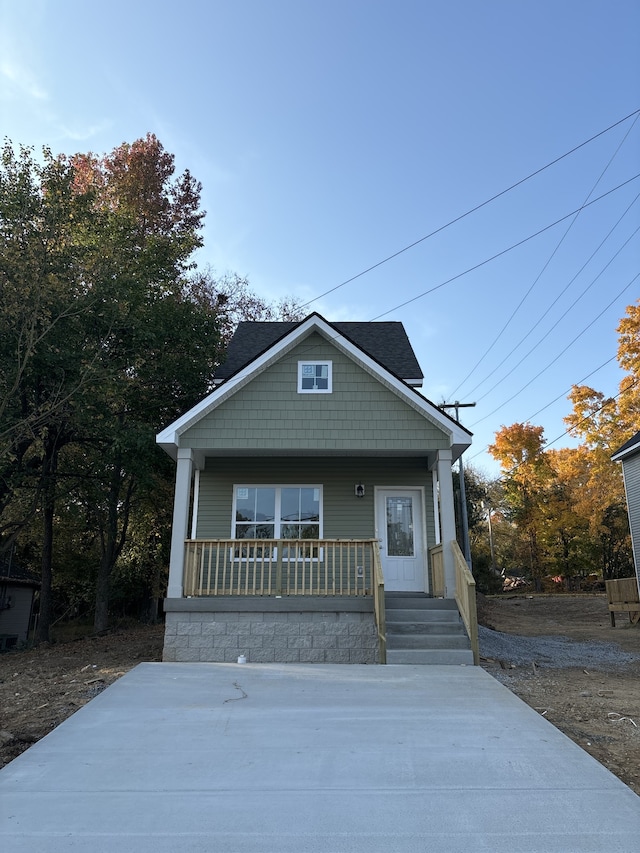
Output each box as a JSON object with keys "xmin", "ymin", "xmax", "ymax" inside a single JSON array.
[
  {"xmin": 478, "ymin": 593, "xmax": 640, "ymax": 794},
  {"xmin": 0, "ymin": 623, "xmax": 164, "ymax": 768},
  {"xmin": 0, "ymin": 595, "xmax": 639, "ymax": 794}
]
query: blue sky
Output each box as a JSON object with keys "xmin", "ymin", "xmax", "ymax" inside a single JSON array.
[{"xmin": 2, "ymin": 1, "xmax": 639, "ymax": 476}]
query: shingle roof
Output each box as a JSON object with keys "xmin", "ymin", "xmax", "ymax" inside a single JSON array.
[
  {"xmin": 0, "ymin": 556, "xmax": 40, "ymax": 585},
  {"xmin": 215, "ymin": 317, "xmax": 424, "ymax": 384},
  {"xmin": 611, "ymin": 430, "xmax": 640, "ymax": 462}
]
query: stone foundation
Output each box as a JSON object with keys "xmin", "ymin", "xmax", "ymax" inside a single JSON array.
[{"xmin": 163, "ymin": 597, "xmax": 379, "ymax": 664}]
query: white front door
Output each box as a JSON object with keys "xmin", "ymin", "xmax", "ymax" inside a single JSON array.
[{"xmin": 375, "ymin": 488, "xmax": 426, "ymax": 592}]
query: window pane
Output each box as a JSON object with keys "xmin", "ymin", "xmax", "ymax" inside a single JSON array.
[
  {"xmin": 255, "ymin": 488, "xmax": 275, "ymax": 522},
  {"xmin": 235, "ymin": 487, "xmax": 256, "ymax": 522},
  {"xmin": 236, "ymin": 523, "xmax": 274, "ymax": 540},
  {"xmin": 281, "ymin": 523, "xmax": 300, "ymax": 539},
  {"xmin": 281, "ymin": 488, "xmax": 300, "ymax": 522},
  {"xmin": 314, "ymin": 365, "xmax": 328, "ymax": 389},
  {"xmin": 300, "ymin": 487, "xmax": 320, "ymax": 521},
  {"xmin": 386, "ymin": 497, "xmax": 414, "ymax": 557},
  {"xmin": 236, "ymin": 487, "xmax": 275, "ymax": 525}
]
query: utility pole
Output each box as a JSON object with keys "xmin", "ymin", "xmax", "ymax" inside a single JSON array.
[
  {"xmin": 440, "ymin": 401, "xmax": 476, "ymax": 568},
  {"xmin": 482, "ymin": 499, "xmax": 496, "ymax": 572}
]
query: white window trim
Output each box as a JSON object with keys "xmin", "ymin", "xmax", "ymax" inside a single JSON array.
[
  {"xmin": 232, "ymin": 485, "xmax": 324, "ymax": 539},
  {"xmin": 297, "ymin": 360, "xmax": 332, "ymax": 394}
]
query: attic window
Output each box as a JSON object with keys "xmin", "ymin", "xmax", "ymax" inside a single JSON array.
[{"xmin": 298, "ymin": 361, "xmax": 332, "ymax": 393}]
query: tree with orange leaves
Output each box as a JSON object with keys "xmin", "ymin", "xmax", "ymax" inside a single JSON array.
[
  {"xmin": 563, "ymin": 300, "xmax": 639, "ymax": 579},
  {"xmin": 488, "ymin": 422, "xmax": 551, "ymax": 585}
]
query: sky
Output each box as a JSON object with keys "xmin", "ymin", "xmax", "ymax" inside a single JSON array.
[{"xmin": 1, "ymin": 0, "xmax": 639, "ymax": 476}]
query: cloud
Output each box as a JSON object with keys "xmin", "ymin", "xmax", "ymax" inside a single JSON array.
[
  {"xmin": 0, "ymin": 59, "xmax": 48, "ymax": 101},
  {"xmin": 55, "ymin": 120, "xmax": 112, "ymax": 143}
]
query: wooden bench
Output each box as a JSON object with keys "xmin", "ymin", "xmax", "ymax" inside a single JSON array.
[{"xmin": 605, "ymin": 578, "xmax": 640, "ymax": 627}]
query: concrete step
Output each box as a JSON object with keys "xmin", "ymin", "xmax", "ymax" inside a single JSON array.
[
  {"xmin": 384, "ymin": 594, "xmax": 473, "ymax": 665},
  {"xmin": 386, "ymin": 648, "xmax": 474, "ymax": 665},
  {"xmin": 386, "ymin": 608, "xmax": 461, "ymax": 623},
  {"xmin": 385, "ymin": 621, "xmax": 464, "ymax": 636},
  {"xmin": 386, "ymin": 633, "xmax": 471, "ymax": 650},
  {"xmin": 384, "ymin": 595, "xmax": 457, "ymax": 611}
]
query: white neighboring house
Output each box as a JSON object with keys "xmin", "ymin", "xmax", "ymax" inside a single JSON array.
[
  {"xmin": 611, "ymin": 430, "xmax": 640, "ymax": 595},
  {"xmin": 0, "ymin": 557, "xmax": 39, "ymax": 649}
]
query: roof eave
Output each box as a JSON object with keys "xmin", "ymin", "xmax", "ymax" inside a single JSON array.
[
  {"xmin": 612, "ymin": 439, "xmax": 640, "ymax": 462},
  {"xmin": 156, "ymin": 313, "xmax": 471, "ymax": 454}
]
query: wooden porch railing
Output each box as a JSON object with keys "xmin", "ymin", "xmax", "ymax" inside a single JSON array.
[
  {"xmin": 184, "ymin": 537, "xmax": 387, "ymax": 663},
  {"xmin": 452, "ymin": 540, "xmax": 479, "ymax": 665},
  {"xmin": 429, "ymin": 543, "xmax": 445, "ymax": 597},
  {"xmin": 371, "ymin": 540, "xmax": 386, "ymax": 664},
  {"xmin": 184, "ymin": 538, "xmax": 379, "ymax": 597}
]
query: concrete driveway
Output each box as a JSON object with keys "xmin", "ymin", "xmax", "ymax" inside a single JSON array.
[{"xmin": 1, "ymin": 662, "xmax": 639, "ymax": 851}]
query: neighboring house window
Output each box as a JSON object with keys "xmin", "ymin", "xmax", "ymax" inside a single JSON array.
[
  {"xmin": 298, "ymin": 361, "xmax": 332, "ymax": 393},
  {"xmin": 233, "ymin": 486, "xmax": 322, "ymax": 540}
]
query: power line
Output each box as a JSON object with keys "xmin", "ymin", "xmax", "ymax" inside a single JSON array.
[
  {"xmin": 450, "ymin": 112, "xmax": 640, "ymax": 397},
  {"xmin": 525, "ymin": 356, "xmax": 618, "ymax": 423},
  {"xmin": 465, "ymin": 354, "xmax": 619, "ymax": 464},
  {"xmin": 301, "ymin": 108, "xmax": 640, "ymax": 309},
  {"xmin": 473, "ymin": 221, "xmax": 640, "ymax": 403},
  {"xmin": 369, "ymin": 174, "xmax": 640, "ymax": 321},
  {"xmin": 463, "ymin": 191, "xmax": 640, "ymax": 399},
  {"xmin": 468, "ymin": 371, "xmax": 640, "ymax": 480},
  {"xmin": 280, "ymin": 174, "xmax": 639, "ymax": 371},
  {"xmin": 545, "ymin": 374, "xmax": 640, "ymax": 451},
  {"xmin": 469, "ymin": 270, "xmax": 640, "ymax": 427}
]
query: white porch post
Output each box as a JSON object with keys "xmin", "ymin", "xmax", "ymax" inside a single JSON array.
[
  {"xmin": 436, "ymin": 449, "xmax": 456, "ymax": 598},
  {"xmin": 167, "ymin": 448, "xmax": 194, "ymax": 599}
]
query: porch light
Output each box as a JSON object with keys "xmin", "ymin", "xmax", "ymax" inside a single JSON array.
[{"xmin": 355, "ymin": 483, "xmax": 365, "ymax": 498}]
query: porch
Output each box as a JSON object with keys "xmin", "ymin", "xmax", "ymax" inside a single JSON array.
[{"xmin": 163, "ymin": 537, "xmax": 479, "ymax": 665}]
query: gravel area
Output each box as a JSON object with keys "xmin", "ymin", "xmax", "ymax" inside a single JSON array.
[{"xmin": 479, "ymin": 625, "xmax": 640, "ymax": 670}]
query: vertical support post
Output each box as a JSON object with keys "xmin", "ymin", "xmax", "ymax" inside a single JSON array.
[
  {"xmin": 458, "ymin": 454, "xmax": 472, "ymax": 567},
  {"xmin": 436, "ymin": 449, "xmax": 456, "ymax": 598},
  {"xmin": 275, "ymin": 547, "xmax": 283, "ymax": 595},
  {"xmin": 440, "ymin": 400, "xmax": 475, "ymax": 569},
  {"xmin": 167, "ymin": 448, "xmax": 194, "ymax": 599}
]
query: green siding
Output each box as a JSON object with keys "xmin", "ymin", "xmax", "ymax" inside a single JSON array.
[
  {"xmin": 196, "ymin": 456, "xmax": 435, "ymax": 549},
  {"xmin": 181, "ymin": 333, "xmax": 449, "ymax": 452}
]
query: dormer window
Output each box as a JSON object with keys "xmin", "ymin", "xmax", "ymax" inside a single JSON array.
[{"xmin": 298, "ymin": 361, "xmax": 332, "ymax": 393}]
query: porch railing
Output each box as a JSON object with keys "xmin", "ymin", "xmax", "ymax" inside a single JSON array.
[
  {"xmin": 429, "ymin": 544, "xmax": 445, "ymax": 597},
  {"xmin": 452, "ymin": 540, "xmax": 479, "ymax": 665},
  {"xmin": 371, "ymin": 540, "xmax": 386, "ymax": 664},
  {"xmin": 184, "ymin": 537, "xmax": 387, "ymax": 663},
  {"xmin": 183, "ymin": 538, "xmax": 380, "ymax": 598}
]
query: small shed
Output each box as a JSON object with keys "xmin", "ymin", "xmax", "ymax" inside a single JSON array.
[{"xmin": 0, "ymin": 556, "xmax": 39, "ymax": 650}]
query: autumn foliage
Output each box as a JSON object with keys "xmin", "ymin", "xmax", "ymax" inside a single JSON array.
[
  {"xmin": 486, "ymin": 301, "xmax": 638, "ymax": 583},
  {"xmin": 0, "ymin": 136, "xmax": 303, "ymax": 640}
]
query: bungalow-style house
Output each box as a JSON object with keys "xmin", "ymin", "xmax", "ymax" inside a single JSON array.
[
  {"xmin": 612, "ymin": 431, "xmax": 640, "ymax": 597},
  {"xmin": 157, "ymin": 313, "xmax": 476, "ymax": 664},
  {"xmin": 0, "ymin": 555, "xmax": 39, "ymax": 650}
]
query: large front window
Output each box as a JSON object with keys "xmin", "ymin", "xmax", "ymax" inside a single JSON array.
[{"xmin": 233, "ymin": 486, "xmax": 322, "ymax": 540}]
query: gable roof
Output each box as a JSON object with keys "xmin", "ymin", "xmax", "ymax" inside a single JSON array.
[
  {"xmin": 215, "ymin": 318, "xmax": 424, "ymax": 386},
  {"xmin": 611, "ymin": 430, "xmax": 640, "ymax": 462},
  {"xmin": 0, "ymin": 555, "xmax": 40, "ymax": 586},
  {"xmin": 157, "ymin": 313, "xmax": 471, "ymax": 460}
]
